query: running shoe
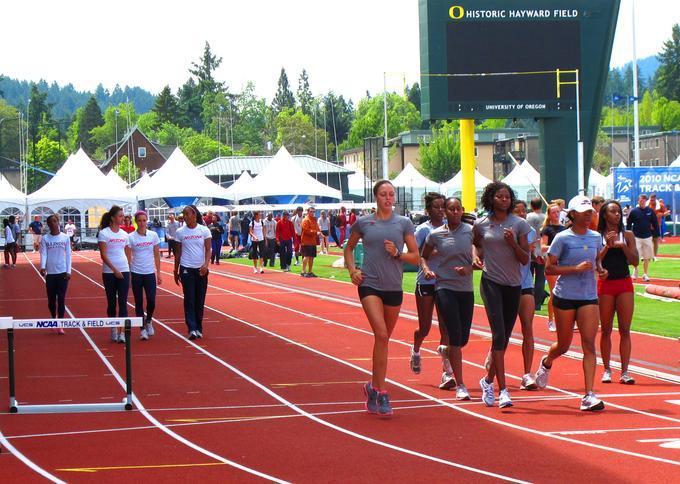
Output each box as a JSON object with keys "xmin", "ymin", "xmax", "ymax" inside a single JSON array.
[
  {"xmin": 140, "ymin": 328, "xmax": 149, "ymax": 341},
  {"xmin": 294, "ymin": 260, "xmax": 299, "ymax": 266},
  {"xmin": 632, "ymin": 268, "xmax": 639, "ymax": 279},
  {"xmin": 642, "ymin": 274, "xmax": 650, "ymax": 282},
  {"xmin": 580, "ymin": 392, "xmax": 605, "ymax": 411},
  {"xmin": 455, "ymin": 384, "xmax": 471, "ymax": 401},
  {"xmin": 619, "ymin": 372, "xmax": 636, "ymax": 384},
  {"xmin": 439, "ymin": 372, "xmax": 456, "ymax": 390},
  {"xmin": 499, "ymin": 388, "xmax": 513, "ymax": 408},
  {"xmin": 535, "ymin": 357, "xmax": 551, "ymax": 389},
  {"xmin": 362, "ymin": 382, "xmax": 378, "ymax": 414},
  {"xmin": 308, "ymin": 273, "xmax": 318, "ymax": 278},
  {"xmin": 377, "ymin": 391, "xmax": 393, "ymax": 416},
  {"xmin": 601, "ymin": 369, "xmax": 612, "ymax": 383},
  {"xmin": 117, "ymin": 333, "xmax": 126, "ymax": 344},
  {"xmin": 479, "ymin": 377, "xmax": 495, "ymax": 407},
  {"xmin": 146, "ymin": 322, "xmax": 154, "ymax": 337},
  {"xmin": 196, "ymin": 330, "xmax": 203, "ymax": 339},
  {"xmin": 410, "ymin": 348, "xmax": 421, "ymax": 374},
  {"xmin": 260, "ymin": 268, "xmax": 264, "ymax": 274},
  {"xmin": 253, "ymin": 268, "xmax": 258, "ymax": 274},
  {"xmin": 520, "ymin": 373, "xmax": 538, "ymax": 390},
  {"xmin": 547, "ymin": 320, "xmax": 556, "ymax": 332},
  {"xmin": 188, "ymin": 330, "xmax": 198, "ymax": 340},
  {"xmin": 111, "ymin": 328, "xmax": 118, "ymax": 342}
]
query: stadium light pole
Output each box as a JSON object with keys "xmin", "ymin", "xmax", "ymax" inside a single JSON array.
[
  {"xmin": 382, "ymin": 73, "xmax": 389, "ymax": 180},
  {"xmin": 632, "ymin": 0, "xmax": 641, "ymax": 167}
]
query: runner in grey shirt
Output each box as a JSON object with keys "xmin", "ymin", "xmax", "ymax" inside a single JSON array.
[
  {"xmin": 345, "ymin": 180, "xmax": 419, "ymax": 417},
  {"xmin": 474, "ymin": 213, "xmax": 531, "ymax": 287}
]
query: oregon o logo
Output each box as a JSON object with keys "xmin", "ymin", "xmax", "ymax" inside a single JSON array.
[{"xmin": 449, "ymin": 5, "xmax": 464, "ymax": 19}]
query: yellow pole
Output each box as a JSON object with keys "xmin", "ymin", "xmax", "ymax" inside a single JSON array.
[{"xmin": 460, "ymin": 119, "xmax": 476, "ymax": 211}]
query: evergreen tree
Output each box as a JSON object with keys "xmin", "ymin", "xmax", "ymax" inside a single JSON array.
[
  {"xmin": 77, "ymin": 96, "xmax": 104, "ymax": 155},
  {"xmin": 177, "ymin": 79, "xmax": 203, "ymax": 132},
  {"xmin": 406, "ymin": 83, "xmax": 421, "ymax": 111},
  {"xmin": 272, "ymin": 68, "xmax": 295, "ymax": 114},
  {"xmin": 27, "ymin": 83, "xmax": 53, "ymax": 161},
  {"xmin": 189, "ymin": 41, "xmax": 223, "ymax": 98},
  {"xmin": 297, "ymin": 69, "xmax": 313, "ymax": 116},
  {"xmin": 153, "ymin": 85, "xmax": 179, "ymax": 126},
  {"xmin": 656, "ymin": 24, "xmax": 680, "ymax": 101}
]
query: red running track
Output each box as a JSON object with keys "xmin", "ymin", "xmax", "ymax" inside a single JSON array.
[{"xmin": 0, "ymin": 251, "xmax": 678, "ymax": 482}]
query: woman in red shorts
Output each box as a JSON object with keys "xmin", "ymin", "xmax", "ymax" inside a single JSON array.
[{"xmin": 597, "ymin": 200, "xmax": 639, "ymax": 384}]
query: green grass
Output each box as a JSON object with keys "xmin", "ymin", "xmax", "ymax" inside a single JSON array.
[
  {"xmin": 658, "ymin": 243, "xmax": 680, "ymax": 256},
  {"xmin": 225, "ymin": 254, "xmax": 680, "ymax": 338},
  {"xmin": 644, "ymin": 258, "xmax": 680, "ymax": 280}
]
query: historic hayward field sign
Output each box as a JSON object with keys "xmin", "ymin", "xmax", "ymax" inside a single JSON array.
[{"xmin": 419, "ymin": 0, "xmax": 620, "ymax": 200}]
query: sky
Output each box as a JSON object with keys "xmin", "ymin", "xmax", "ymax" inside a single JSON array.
[{"xmin": 1, "ymin": 0, "xmax": 678, "ymax": 103}]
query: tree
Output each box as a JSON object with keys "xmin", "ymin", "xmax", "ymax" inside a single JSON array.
[
  {"xmin": 189, "ymin": 41, "xmax": 223, "ymax": 99},
  {"xmin": 346, "ymin": 93, "xmax": 421, "ymax": 148},
  {"xmin": 153, "ymin": 86, "xmax": 179, "ymax": 127},
  {"xmin": 592, "ymin": 129, "xmax": 612, "ymax": 175},
  {"xmin": 113, "ymin": 155, "xmax": 140, "ymax": 184},
  {"xmin": 406, "ymin": 83, "xmax": 421, "ymax": 111},
  {"xmin": 656, "ymin": 24, "xmax": 680, "ymax": 101},
  {"xmin": 77, "ymin": 96, "xmax": 103, "ymax": 155},
  {"xmin": 27, "ymin": 84, "xmax": 54, "ymax": 159},
  {"xmin": 272, "ymin": 68, "xmax": 295, "ymax": 114},
  {"xmin": 0, "ymin": 100, "xmax": 21, "ymax": 161},
  {"xmin": 321, "ymin": 92, "xmax": 354, "ymax": 157},
  {"xmin": 29, "ymin": 137, "xmax": 67, "ymax": 191},
  {"xmin": 181, "ymin": 133, "xmax": 232, "ymax": 165},
  {"xmin": 177, "ymin": 78, "xmax": 203, "ymax": 131},
  {"xmin": 419, "ymin": 121, "xmax": 460, "ymax": 182},
  {"xmin": 274, "ymin": 108, "xmax": 327, "ymax": 156},
  {"xmin": 233, "ymin": 82, "xmax": 270, "ymax": 155},
  {"xmin": 90, "ymin": 103, "xmax": 138, "ymax": 152},
  {"xmin": 154, "ymin": 123, "xmax": 197, "ymax": 146},
  {"xmin": 297, "ymin": 69, "xmax": 313, "ymax": 116}
]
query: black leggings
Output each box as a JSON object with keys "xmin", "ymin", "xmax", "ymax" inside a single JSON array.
[
  {"xmin": 179, "ymin": 266, "xmax": 208, "ymax": 333},
  {"xmin": 102, "ymin": 272, "xmax": 130, "ymax": 317},
  {"xmin": 480, "ymin": 275, "xmax": 521, "ymax": 351},
  {"xmin": 45, "ymin": 273, "xmax": 69, "ymax": 318},
  {"xmin": 435, "ymin": 289, "xmax": 474, "ymax": 347},
  {"xmin": 131, "ymin": 272, "xmax": 156, "ymax": 323}
]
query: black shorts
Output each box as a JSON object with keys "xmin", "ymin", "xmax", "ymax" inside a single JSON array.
[
  {"xmin": 415, "ymin": 283, "xmax": 436, "ymax": 297},
  {"xmin": 521, "ymin": 287, "xmax": 534, "ymax": 296},
  {"xmin": 301, "ymin": 245, "xmax": 317, "ymax": 257},
  {"xmin": 552, "ymin": 295, "xmax": 598, "ymax": 311},
  {"xmin": 358, "ymin": 286, "xmax": 403, "ymax": 307},
  {"xmin": 250, "ymin": 240, "xmax": 267, "ymax": 259},
  {"xmin": 321, "ymin": 230, "xmax": 329, "ymax": 236}
]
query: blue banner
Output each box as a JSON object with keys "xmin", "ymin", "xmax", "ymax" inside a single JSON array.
[{"xmin": 613, "ymin": 167, "xmax": 680, "ymax": 207}]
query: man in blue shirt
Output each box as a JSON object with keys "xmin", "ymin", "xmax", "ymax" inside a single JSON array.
[
  {"xmin": 626, "ymin": 194, "xmax": 659, "ymax": 281},
  {"xmin": 28, "ymin": 216, "xmax": 43, "ymax": 252}
]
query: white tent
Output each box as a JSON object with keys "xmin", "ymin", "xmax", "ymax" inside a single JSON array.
[
  {"xmin": 133, "ymin": 148, "xmax": 233, "ymax": 201},
  {"xmin": 670, "ymin": 155, "xmax": 680, "ymax": 168},
  {"xmin": 237, "ymin": 146, "xmax": 341, "ymax": 201},
  {"xmin": 26, "ymin": 148, "xmax": 136, "ymax": 213},
  {"xmin": 588, "ymin": 168, "xmax": 609, "ymax": 197},
  {"xmin": 106, "ymin": 169, "xmax": 129, "ymax": 190},
  {"xmin": 0, "ymin": 173, "xmax": 26, "ymax": 212},
  {"xmin": 617, "ymin": 161, "xmax": 627, "ymax": 168},
  {"xmin": 500, "ymin": 160, "xmax": 541, "ymax": 201},
  {"xmin": 441, "ymin": 169, "xmax": 492, "ymax": 194},
  {"xmin": 347, "ymin": 170, "xmax": 371, "ymax": 197},
  {"xmin": 391, "ymin": 163, "xmax": 440, "ymax": 190},
  {"xmin": 131, "ymin": 172, "xmax": 153, "ymax": 198},
  {"xmin": 223, "ymin": 171, "xmax": 255, "ymax": 201}
]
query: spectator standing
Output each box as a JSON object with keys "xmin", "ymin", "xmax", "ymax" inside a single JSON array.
[
  {"xmin": 165, "ymin": 213, "xmax": 180, "ymax": 259},
  {"xmin": 276, "ymin": 211, "xmax": 295, "ymax": 271},
  {"xmin": 300, "ymin": 207, "xmax": 321, "ymax": 277},
  {"xmin": 3, "ymin": 218, "xmax": 17, "ymax": 268},
  {"xmin": 240, "ymin": 212, "xmax": 251, "ymax": 251},
  {"xmin": 209, "ymin": 215, "xmax": 225, "ymax": 265},
  {"xmin": 11, "ymin": 216, "xmax": 21, "ymax": 252},
  {"xmin": 29, "ymin": 216, "xmax": 43, "ymax": 252},
  {"xmin": 121, "ymin": 215, "xmax": 136, "ymax": 234},
  {"xmin": 228, "ymin": 211, "xmax": 240, "ymax": 252},
  {"xmin": 588, "ymin": 196, "xmax": 605, "ymax": 231},
  {"xmin": 329, "ymin": 210, "xmax": 341, "ymax": 247},
  {"xmin": 292, "ymin": 206, "xmax": 304, "ymax": 266},
  {"xmin": 337, "ymin": 206, "xmax": 348, "ymax": 245},
  {"xmin": 526, "ymin": 197, "xmax": 546, "ymax": 310},
  {"xmin": 264, "ymin": 213, "xmax": 277, "ymax": 267},
  {"xmin": 626, "ymin": 194, "xmax": 659, "ymax": 282},
  {"xmin": 249, "ymin": 211, "xmax": 267, "ymax": 274},
  {"xmin": 318, "ymin": 210, "xmax": 330, "ymax": 254},
  {"xmin": 64, "ymin": 219, "xmax": 77, "ymax": 250}
]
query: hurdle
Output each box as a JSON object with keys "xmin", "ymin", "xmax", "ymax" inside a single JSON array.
[{"xmin": 0, "ymin": 317, "xmax": 143, "ymax": 414}]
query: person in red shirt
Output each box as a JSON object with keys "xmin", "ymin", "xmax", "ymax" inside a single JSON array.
[
  {"xmin": 275, "ymin": 211, "xmax": 295, "ymax": 271},
  {"xmin": 121, "ymin": 215, "xmax": 136, "ymax": 234},
  {"xmin": 338, "ymin": 207, "xmax": 348, "ymax": 245},
  {"xmin": 588, "ymin": 196, "xmax": 604, "ymax": 231},
  {"xmin": 300, "ymin": 207, "xmax": 321, "ymax": 277}
]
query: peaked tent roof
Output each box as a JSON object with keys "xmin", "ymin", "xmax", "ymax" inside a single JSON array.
[
  {"xmin": 501, "ymin": 160, "xmax": 540, "ymax": 187},
  {"xmin": 106, "ymin": 169, "xmax": 129, "ymax": 189},
  {"xmin": 0, "ymin": 173, "xmax": 25, "ymax": 209},
  {"xmin": 131, "ymin": 172, "xmax": 153, "ymax": 198},
  {"xmin": 670, "ymin": 155, "xmax": 680, "ymax": 167},
  {"xmin": 223, "ymin": 171, "xmax": 255, "ymax": 201},
  {"xmin": 441, "ymin": 169, "xmax": 492, "ymax": 192},
  {"xmin": 391, "ymin": 163, "xmax": 440, "ymax": 190},
  {"xmin": 27, "ymin": 148, "xmax": 136, "ymax": 211},
  {"xmin": 237, "ymin": 146, "xmax": 341, "ymax": 200},
  {"xmin": 133, "ymin": 148, "xmax": 233, "ymax": 201},
  {"xmin": 617, "ymin": 161, "xmax": 627, "ymax": 168}
]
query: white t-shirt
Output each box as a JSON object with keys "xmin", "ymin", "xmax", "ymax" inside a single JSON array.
[
  {"xmin": 129, "ymin": 230, "xmax": 160, "ymax": 274},
  {"xmin": 176, "ymin": 224, "xmax": 211, "ymax": 268},
  {"xmin": 250, "ymin": 220, "xmax": 264, "ymax": 241},
  {"xmin": 64, "ymin": 223, "xmax": 76, "ymax": 237},
  {"xmin": 4, "ymin": 225, "xmax": 15, "ymax": 244},
  {"xmin": 97, "ymin": 227, "xmax": 130, "ymax": 273},
  {"xmin": 292, "ymin": 214, "xmax": 303, "ymax": 235},
  {"xmin": 40, "ymin": 232, "xmax": 72, "ymax": 274}
]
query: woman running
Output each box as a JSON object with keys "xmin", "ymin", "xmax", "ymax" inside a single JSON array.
[
  {"xmin": 410, "ymin": 192, "xmax": 453, "ymax": 389},
  {"xmin": 421, "ymin": 197, "xmax": 474, "ymax": 400},
  {"xmin": 535, "ymin": 195, "xmax": 607, "ymax": 411},
  {"xmin": 345, "ymin": 180, "xmax": 419, "ymax": 417},
  {"xmin": 597, "ymin": 200, "xmax": 639, "ymax": 384},
  {"xmin": 174, "ymin": 205, "xmax": 211, "ymax": 340},
  {"xmin": 98, "ymin": 205, "xmax": 131, "ymax": 343},
  {"xmin": 39, "ymin": 214, "xmax": 71, "ymax": 334},
  {"xmin": 541, "ymin": 203, "xmax": 566, "ymax": 332},
  {"xmin": 474, "ymin": 182, "xmax": 531, "ymax": 408},
  {"xmin": 129, "ymin": 211, "xmax": 162, "ymax": 341},
  {"xmin": 513, "ymin": 200, "xmax": 538, "ymax": 390}
]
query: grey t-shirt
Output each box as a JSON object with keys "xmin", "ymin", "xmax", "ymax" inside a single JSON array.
[
  {"xmin": 415, "ymin": 221, "xmax": 442, "ymax": 285},
  {"xmin": 425, "ymin": 223, "xmax": 474, "ymax": 292},
  {"xmin": 351, "ymin": 213, "xmax": 414, "ymax": 292},
  {"xmin": 474, "ymin": 213, "xmax": 531, "ymax": 287},
  {"xmin": 526, "ymin": 212, "xmax": 546, "ymax": 235}
]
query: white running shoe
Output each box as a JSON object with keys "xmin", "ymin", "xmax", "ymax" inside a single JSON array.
[
  {"xmin": 188, "ymin": 330, "xmax": 198, "ymax": 340},
  {"xmin": 455, "ymin": 384, "xmax": 471, "ymax": 401},
  {"xmin": 146, "ymin": 322, "xmax": 154, "ymax": 337},
  {"xmin": 642, "ymin": 274, "xmax": 650, "ymax": 282},
  {"xmin": 619, "ymin": 372, "xmax": 636, "ymax": 384},
  {"xmin": 601, "ymin": 369, "xmax": 612, "ymax": 383},
  {"xmin": 520, "ymin": 373, "xmax": 538, "ymax": 390},
  {"xmin": 439, "ymin": 372, "xmax": 456, "ymax": 390},
  {"xmin": 260, "ymin": 268, "xmax": 265, "ymax": 274},
  {"xmin": 140, "ymin": 329, "xmax": 149, "ymax": 341},
  {"xmin": 535, "ymin": 357, "xmax": 551, "ymax": 389},
  {"xmin": 117, "ymin": 333, "xmax": 126, "ymax": 344},
  {"xmin": 547, "ymin": 320, "xmax": 556, "ymax": 332},
  {"xmin": 409, "ymin": 348, "xmax": 421, "ymax": 374},
  {"xmin": 580, "ymin": 392, "xmax": 605, "ymax": 411},
  {"xmin": 196, "ymin": 330, "xmax": 203, "ymax": 339},
  {"xmin": 111, "ymin": 328, "xmax": 118, "ymax": 342},
  {"xmin": 253, "ymin": 267, "xmax": 258, "ymax": 274},
  {"xmin": 499, "ymin": 388, "xmax": 513, "ymax": 408},
  {"xmin": 480, "ymin": 377, "xmax": 495, "ymax": 407},
  {"xmin": 632, "ymin": 268, "xmax": 639, "ymax": 279}
]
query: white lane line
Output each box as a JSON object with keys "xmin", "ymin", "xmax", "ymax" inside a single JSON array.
[
  {"xmin": 72, "ymin": 254, "xmax": 526, "ymax": 483},
  {"xmin": 23, "ymin": 254, "xmax": 289, "ymax": 484},
  {"xmin": 0, "ymin": 430, "xmax": 65, "ymax": 483},
  {"xmin": 550, "ymin": 426, "xmax": 680, "ymax": 436},
  {"xmin": 638, "ymin": 438, "xmax": 680, "ymax": 449},
  {"xmin": 202, "ymin": 261, "xmax": 680, "ymax": 382}
]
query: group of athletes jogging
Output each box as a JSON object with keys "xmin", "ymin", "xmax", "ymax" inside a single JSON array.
[{"xmin": 37, "ymin": 179, "xmax": 639, "ymax": 417}]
